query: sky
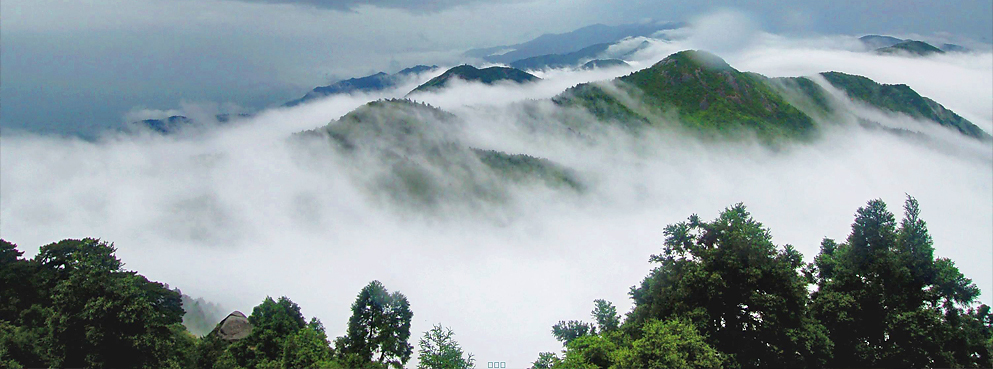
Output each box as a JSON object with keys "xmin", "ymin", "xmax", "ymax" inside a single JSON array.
[{"xmin": 1, "ymin": 0, "xmax": 991, "ymax": 134}]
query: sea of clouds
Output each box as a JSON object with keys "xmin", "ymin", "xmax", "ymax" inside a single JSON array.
[{"xmin": 2, "ymin": 13, "xmax": 991, "ymax": 367}]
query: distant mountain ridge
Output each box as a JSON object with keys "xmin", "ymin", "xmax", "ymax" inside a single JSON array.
[
  {"xmin": 507, "ymin": 40, "xmax": 645, "ymax": 71},
  {"xmin": 875, "ymin": 40, "xmax": 945, "ymax": 56},
  {"xmin": 860, "ymin": 34, "xmax": 967, "ymax": 54},
  {"xmin": 130, "ymin": 114, "xmax": 250, "ymax": 135},
  {"xmin": 465, "ymin": 21, "xmax": 684, "ymax": 64},
  {"xmin": 285, "ymin": 65, "xmax": 439, "ymax": 106},
  {"xmin": 509, "ymin": 43, "xmax": 612, "ymax": 71},
  {"xmin": 409, "ymin": 65, "xmax": 539, "ymax": 93}
]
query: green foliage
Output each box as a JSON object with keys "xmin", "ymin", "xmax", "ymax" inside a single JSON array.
[
  {"xmin": 529, "ymin": 352, "xmax": 561, "ymax": 369},
  {"xmin": 556, "ymin": 50, "xmax": 817, "ymax": 142},
  {"xmin": 338, "ymin": 280, "xmax": 413, "ymax": 369},
  {"xmin": 560, "ymin": 334, "xmax": 618, "ymax": 369},
  {"xmin": 0, "ymin": 238, "xmax": 191, "ymax": 369},
  {"xmin": 612, "ymin": 319, "xmax": 723, "ymax": 369},
  {"xmin": 621, "ymin": 51, "xmax": 815, "ymax": 140},
  {"xmin": 552, "ymin": 320, "xmax": 596, "ymax": 346},
  {"xmin": 281, "ymin": 323, "xmax": 333, "ymax": 369},
  {"xmin": 820, "ymin": 71, "xmax": 990, "ymax": 140},
  {"xmin": 591, "ymin": 300, "xmax": 620, "ymax": 334},
  {"xmin": 223, "ymin": 296, "xmax": 309, "ymax": 368},
  {"xmin": 417, "ymin": 324, "xmax": 475, "ymax": 369},
  {"xmin": 811, "ymin": 195, "xmax": 990, "ymax": 368},
  {"xmin": 627, "ymin": 204, "xmax": 830, "ymax": 368}
]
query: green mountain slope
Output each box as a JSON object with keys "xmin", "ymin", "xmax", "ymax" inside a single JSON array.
[
  {"xmin": 819, "ymin": 72, "xmax": 989, "ymax": 140},
  {"xmin": 409, "ymin": 65, "xmax": 539, "ymax": 94},
  {"xmin": 553, "ymin": 49, "xmax": 988, "ymax": 143},
  {"xmin": 554, "ymin": 50, "xmax": 816, "ymax": 141},
  {"xmin": 296, "ymin": 99, "xmax": 581, "ymax": 207}
]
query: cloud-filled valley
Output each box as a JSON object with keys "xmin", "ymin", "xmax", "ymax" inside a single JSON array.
[{"xmin": 2, "ymin": 28, "xmax": 992, "ymax": 368}]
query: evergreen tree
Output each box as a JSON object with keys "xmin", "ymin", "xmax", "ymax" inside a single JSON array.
[
  {"xmin": 628, "ymin": 204, "xmax": 830, "ymax": 368},
  {"xmin": 811, "ymin": 196, "xmax": 990, "ymax": 368},
  {"xmin": 551, "ymin": 320, "xmax": 596, "ymax": 346},
  {"xmin": 337, "ymin": 280, "xmax": 413, "ymax": 369},
  {"xmin": 417, "ymin": 324, "xmax": 474, "ymax": 369},
  {"xmin": 591, "ymin": 300, "xmax": 620, "ymax": 334}
]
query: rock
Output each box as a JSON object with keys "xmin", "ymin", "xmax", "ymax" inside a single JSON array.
[{"xmin": 213, "ymin": 311, "xmax": 252, "ymax": 341}]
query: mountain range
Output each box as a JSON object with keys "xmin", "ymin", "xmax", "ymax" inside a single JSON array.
[
  {"xmin": 859, "ymin": 35, "xmax": 968, "ymax": 55},
  {"xmin": 408, "ymin": 65, "xmax": 540, "ymax": 94},
  {"xmin": 464, "ymin": 21, "xmax": 684, "ymax": 64},
  {"xmin": 288, "ymin": 50, "xmax": 989, "ymax": 208},
  {"xmin": 284, "ymin": 65, "xmax": 439, "ymax": 107}
]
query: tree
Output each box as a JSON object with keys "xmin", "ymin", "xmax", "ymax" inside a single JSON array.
[
  {"xmin": 628, "ymin": 204, "xmax": 830, "ymax": 368},
  {"xmin": 551, "ymin": 320, "xmax": 595, "ymax": 346},
  {"xmin": 338, "ymin": 280, "xmax": 413, "ymax": 369},
  {"xmin": 559, "ymin": 334, "xmax": 617, "ymax": 369},
  {"xmin": 31, "ymin": 238, "xmax": 189, "ymax": 368},
  {"xmin": 612, "ymin": 318, "xmax": 723, "ymax": 369},
  {"xmin": 591, "ymin": 300, "xmax": 620, "ymax": 334},
  {"xmin": 529, "ymin": 352, "xmax": 561, "ymax": 369},
  {"xmin": 811, "ymin": 196, "xmax": 990, "ymax": 368},
  {"xmin": 282, "ymin": 319, "xmax": 333, "ymax": 369},
  {"xmin": 417, "ymin": 324, "xmax": 474, "ymax": 369}
]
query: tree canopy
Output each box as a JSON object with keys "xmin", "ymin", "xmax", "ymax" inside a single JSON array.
[
  {"xmin": 536, "ymin": 196, "xmax": 991, "ymax": 369},
  {"xmin": 418, "ymin": 324, "xmax": 475, "ymax": 369},
  {"xmin": 2, "ymin": 196, "xmax": 989, "ymax": 369}
]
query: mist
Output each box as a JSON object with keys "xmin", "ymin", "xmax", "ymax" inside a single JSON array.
[{"xmin": 2, "ymin": 31, "xmax": 991, "ymax": 368}]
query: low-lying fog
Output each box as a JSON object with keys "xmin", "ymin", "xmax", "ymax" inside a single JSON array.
[{"xmin": 2, "ymin": 28, "xmax": 991, "ymax": 367}]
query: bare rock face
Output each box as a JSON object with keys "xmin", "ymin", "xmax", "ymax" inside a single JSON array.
[{"xmin": 213, "ymin": 311, "xmax": 252, "ymax": 341}]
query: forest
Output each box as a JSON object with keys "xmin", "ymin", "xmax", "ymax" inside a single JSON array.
[{"xmin": 1, "ymin": 196, "xmax": 990, "ymax": 369}]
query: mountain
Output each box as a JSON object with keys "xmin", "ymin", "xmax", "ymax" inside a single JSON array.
[
  {"xmin": 409, "ymin": 65, "xmax": 539, "ymax": 94},
  {"xmin": 582, "ymin": 59, "xmax": 629, "ymax": 70},
  {"xmin": 284, "ymin": 65, "xmax": 439, "ymax": 106},
  {"xmin": 509, "ymin": 43, "xmax": 612, "ymax": 71},
  {"xmin": 875, "ymin": 40, "xmax": 945, "ymax": 56},
  {"xmin": 508, "ymin": 38, "xmax": 652, "ymax": 71},
  {"xmin": 859, "ymin": 35, "xmax": 904, "ymax": 49},
  {"xmin": 130, "ymin": 114, "xmax": 250, "ymax": 135},
  {"xmin": 287, "ymin": 51, "xmax": 989, "ymax": 207},
  {"xmin": 817, "ymin": 72, "xmax": 989, "ymax": 139},
  {"xmin": 862, "ymin": 35, "xmax": 968, "ymax": 54},
  {"xmin": 554, "ymin": 50, "xmax": 817, "ymax": 140},
  {"xmin": 939, "ymin": 43, "xmax": 970, "ymax": 53},
  {"xmin": 465, "ymin": 21, "xmax": 684, "ymax": 64},
  {"xmin": 553, "ymin": 50, "xmax": 988, "ymax": 143},
  {"xmin": 295, "ymin": 99, "xmax": 581, "ymax": 208},
  {"xmin": 181, "ymin": 294, "xmax": 227, "ymax": 337}
]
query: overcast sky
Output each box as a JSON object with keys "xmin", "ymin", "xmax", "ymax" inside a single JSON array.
[{"xmin": 2, "ymin": 0, "xmax": 991, "ymax": 134}]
